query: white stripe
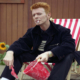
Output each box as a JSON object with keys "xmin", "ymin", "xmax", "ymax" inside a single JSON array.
[
  {"xmin": 41, "ymin": 62, "xmax": 52, "ymax": 65},
  {"xmin": 61, "ymin": 19, "xmax": 65, "ymax": 26},
  {"xmin": 73, "ymin": 19, "xmax": 80, "ymax": 39},
  {"xmin": 55, "ymin": 19, "xmax": 80, "ymax": 41},
  {"xmin": 56, "ymin": 19, "xmax": 60, "ymax": 24},
  {"xmin": 66, "ymin": 19, "xmax": 70, "ymax": 28},
  {"xmin": 70, "ymin": 19, "xmax": 76, "ymax": 34}
]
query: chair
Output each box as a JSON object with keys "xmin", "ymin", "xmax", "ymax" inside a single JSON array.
[
  {"xmin": 20, "ymin": 19, "xmax": 80, "ymax": 80},
  {"xmin": 54, "ymin": 19, "xmax": 80, "ymax": 79}
]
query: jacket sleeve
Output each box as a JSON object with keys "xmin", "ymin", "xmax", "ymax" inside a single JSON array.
[
  {"xmin": 7, "ymin": 29, "xmax": 33, "ymax": 56},
  {"xmin": 51, "ymin": 28, "xmax": 75, "ymax": 60}
]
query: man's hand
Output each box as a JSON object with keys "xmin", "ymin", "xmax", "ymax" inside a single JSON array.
[
  {"xmin": 36, "ymin": 51, "xmax": 53, "ymax": 62},
  {"xmin": 3, "ymin": 51, "xmax": 14, "ymax": 69}
]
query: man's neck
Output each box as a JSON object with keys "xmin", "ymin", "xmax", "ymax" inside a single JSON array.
[{"xmin": 40, "ymin": 21, "xmax": 50, "ymax": 31}]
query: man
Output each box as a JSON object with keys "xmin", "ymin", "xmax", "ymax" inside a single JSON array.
[{"xmin": 1, "ymin": 2, "xmax": 75, "ymax": 80}]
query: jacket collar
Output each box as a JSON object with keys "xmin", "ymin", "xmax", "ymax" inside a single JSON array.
[{"xmin": 32, "ymin": 21, "xmax": 58, "ymax": 36}]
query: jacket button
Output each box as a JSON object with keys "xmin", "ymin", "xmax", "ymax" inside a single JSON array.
[
  {"xmin": 60, "ymin": 56, "xmax": 62, "ymax": 59},
  {"xmin": 63, "ymin": 55, "xmax": 65, "ymax": 57}
]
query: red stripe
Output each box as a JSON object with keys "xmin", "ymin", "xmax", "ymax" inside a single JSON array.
[
  {"xmin": 68, "ymin": 19, "xmax": 73, "ymax": 29},
  {"xmin": 59, "ymin": 19, "xmax": 62, "ymax": 25},
  {"xmin": 44, "ymin": 63, "xmax": 55, "ymax": 65},
  {"xmin": 72, "ymin": 19, "xmax": 78, "ymax": 38},
  {"xmin": 52, "ymin": 63, "xmax": 55, "ymax": 66},
  {"xmin": 24, "ymin": 62, "xmax": 29, "ymax": 65},
  {"xmin": 45, "ymin": 64, "xmax": 52, "ymax": 71},
  {"xmin": 63, "ymin": 19, "xmax": 67, "ymax": 27},
  {"xmin": 54, "ymin": 19, "xmax": 57, "ymax": 23},
  {"xmin": 75, "ymin": 27, "xmax": 80, "ymax": 45}
]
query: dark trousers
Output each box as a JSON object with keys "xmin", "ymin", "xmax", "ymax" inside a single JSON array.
[{"xmin": 1, "ymin": 53, "xmax": 74, "ymax": 80}]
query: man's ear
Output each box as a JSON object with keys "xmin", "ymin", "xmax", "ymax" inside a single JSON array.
[{"xmin": 47, "ymin": 12, "xmax": 51, "ymax": 19}]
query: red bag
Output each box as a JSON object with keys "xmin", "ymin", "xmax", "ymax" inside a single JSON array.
[
  {"xmin": 11, "ymin": 66, "xmax": 18, "ymax": 79},
  {"xmin": 23, "ymin": 60, "xmax": 50, "ymax": 80}
]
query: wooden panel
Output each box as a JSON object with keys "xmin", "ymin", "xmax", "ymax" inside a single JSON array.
[
  {"xmin": 57, "ymin": 0, "xmax": 63, "ymax": 18},
  {"xmin": 62, "ymin": 0, "xmax": 69, "ymax": 18},
  {"xmin": 6, "ymin": 4, "xmax": 12, "ymax": 45},
  {"xmin": 23, "ymin": 0, "xmax": 28, "ymax": 35},
  {"xmin": 12, "ymin": 4, "xmax": 18, "ymax": 43},
  {"xmin": 74, "ymin": 0, "xmax": 80, "ymax": 18},
  {"xmin": 0, "ymin": 0, "xmax": 24, "ymax": 3},
  {"xmin": 51, "ymin": 0, "xmax": 58, "ymax": 18},
  {"xmin": 34, "ymin": 0, "xmax": 40, "ymax": 3},
  {"xmin": 0, "ymin": 4, "xmax": 7, "ymax": 42},
  {"xmin": 32, "ymin": 0, "xmax": 35, "ymax": 27},
  {"xmin": 46, "ymin": 0, "xmax": 51, "ymax": 8},
  {"xmin": 28, "ymin": 0, "xmax": 33, "ymax": 28},
  {"xmin": 17, "ymin": 4, "xmax": 23, "ymax": 38},
  {"xmin": 40, "ymin": 0, "xmax": 46, "ymax": 2},
  {"xmin": 68, "ymin": 0, "xmax": 75, "ymax": 18}
]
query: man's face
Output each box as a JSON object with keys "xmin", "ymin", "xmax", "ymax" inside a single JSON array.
[{"xmin": 32, "ymin": 7, "xmax": 50, "ymax": 25}]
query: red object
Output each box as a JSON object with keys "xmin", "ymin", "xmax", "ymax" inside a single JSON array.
[
  {"xmin": 23, "ymin": 60, "xmax": 50, "ymax": 80},
  {"xmin": 11, "ymin": 66, "xmax": 18, "ymax": 79}
]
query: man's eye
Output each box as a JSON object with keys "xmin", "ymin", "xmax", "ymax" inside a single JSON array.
[
  {"xmin": 33, "ymin": 14, "xmax": 35, "ymax": 17},
  {"xmin": 37, "ymin": 13, "xmax": 42, "ymax": 15}
]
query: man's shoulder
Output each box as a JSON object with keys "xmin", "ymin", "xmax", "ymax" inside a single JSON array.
[
  {"xmin": 27, "ymin": 26, "xmax": 39, "ymax": 31},
  {"xmin": 52, "ymin": 22, "xmax": 70, "ymax": 32},
  {"xmin": 25, "ymin": 26, "xmax": 40, "ymax": 35},
  {"xmin": 27, "ymin": 27, "xmax": 34, "ymax": 33}
]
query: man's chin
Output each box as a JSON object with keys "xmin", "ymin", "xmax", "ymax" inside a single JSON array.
[
  {"xmin": 36, "ymin": 23, "xmax": 40, "ymax": 26},
  {"xmin": 36, "ymin": 24, "xmax": 40, "ymax": 26}
]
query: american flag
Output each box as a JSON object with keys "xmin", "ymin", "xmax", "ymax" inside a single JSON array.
[{"xmin": 53, "ymin": 19, "xmax": 80, "ymax": 47}]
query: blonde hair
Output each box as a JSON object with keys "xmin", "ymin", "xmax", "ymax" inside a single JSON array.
[{"xmin": 30, "ymin": 2, "xmax": 51, "ymax": 13}]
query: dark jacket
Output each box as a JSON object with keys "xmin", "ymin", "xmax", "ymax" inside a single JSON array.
[
  {"xmin": 73, "ymin": 51, "xmax": 80, "ymax": 64},
  {"xmin": 8, "ymin": 21, "xmax": 75, "ymax": 61}
]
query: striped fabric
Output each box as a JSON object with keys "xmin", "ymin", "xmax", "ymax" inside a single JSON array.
[{"xmin": 54, "ymin": 19, "xmax": 80, "ymax": 46}]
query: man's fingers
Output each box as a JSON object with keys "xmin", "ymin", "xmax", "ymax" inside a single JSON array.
[
  {"xmin": 3, "ymin": 59, "xmax": 14, "ymax": 69},
  {"xmin": 37, "ymin": 58, "xmax": 41, "ymax": 62},
  {"xmin": 3, "ymin": 60, "xmax": 8, "ymax": 66},
  {"xmin": 9, "ymin": 61, "xmax": 14, "ymax": 69},
  {"xmin": 36, "ymin": 55, "xmax": 40, "ymax": 60},
  {"xmin": 9, "ymin": 65, "xmax": 12, "ymax": 69},
  {"xmin": 36, "ymin": 55, "xmax": 42, "ymax": 61}
]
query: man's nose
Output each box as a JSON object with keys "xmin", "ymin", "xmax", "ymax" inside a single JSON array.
[{"xmin": 35, "ymin": 15, "xmax": 38, "ymax": 19}]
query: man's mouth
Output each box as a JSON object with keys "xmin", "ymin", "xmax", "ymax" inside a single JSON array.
[{"xmin": 36, "ymin": 20, "xmax": 40, "ymax": 23}]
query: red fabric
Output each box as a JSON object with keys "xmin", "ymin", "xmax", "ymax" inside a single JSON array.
[
  {"xmin": 24, "ymin": 60, "xmax": 50, "ymax": 80},
  {"xmin": 11, "ymin": 66, "xmax": 18, "ymax": 79}
]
